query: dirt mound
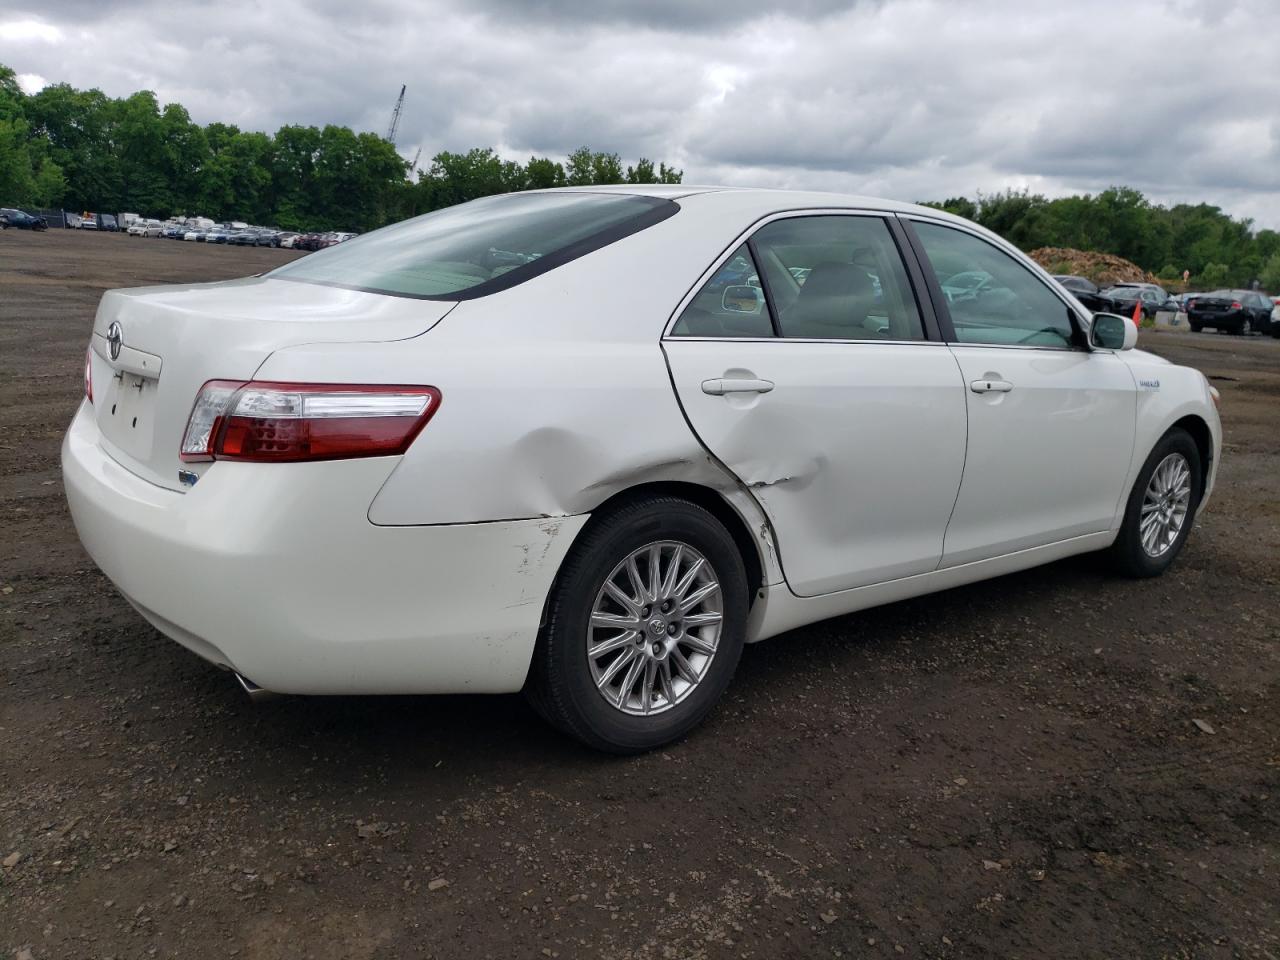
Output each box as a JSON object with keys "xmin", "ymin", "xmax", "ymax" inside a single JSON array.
[{"xmin": 1029, "ymin": 247, "xmax": 1159, "ymax": 286}]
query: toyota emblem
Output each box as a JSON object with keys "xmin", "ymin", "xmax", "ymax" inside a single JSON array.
[{"xmin": 106, "ymin": 321, "xmax": 123, "ymax": 361}]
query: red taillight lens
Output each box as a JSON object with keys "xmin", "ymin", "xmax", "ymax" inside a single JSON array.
[
  {"xmin": 180, "ymin": 381, "xmax": 440, "ymax": 463},
  {"xmin": 84, "ymin": 348, "xmax": 93, "ymax": 403},
  {"xmin": 1231, "ymin": 301, "xmax": 1242, "ymax": 310}
]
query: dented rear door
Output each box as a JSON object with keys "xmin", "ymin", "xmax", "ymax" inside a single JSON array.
[
  {"xmin": 661, "ymin": 211, "xmax": 968, "ymax": 598},
  {"xmin": 663, "ymin": 338, "xmax": 967, "ymax": 596}
]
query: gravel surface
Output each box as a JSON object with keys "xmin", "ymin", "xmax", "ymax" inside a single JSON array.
[{"xmin": 2, "ymin": 229, "xmax": 1278, "ymax": 959}]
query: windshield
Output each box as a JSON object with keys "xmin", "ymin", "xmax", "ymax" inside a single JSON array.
[{"xmin": 271, "ymin": 192, "xmax": 678, "ymax": 300}]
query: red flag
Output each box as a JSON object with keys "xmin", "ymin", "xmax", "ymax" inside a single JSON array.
[{"xmin": 1131, "ymin": 298, "xmax": 1143, "ymax": 327}]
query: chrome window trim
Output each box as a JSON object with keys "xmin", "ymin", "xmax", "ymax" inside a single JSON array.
[
  {"xmin": 662, "ymin": 336, "xmax": 951, "ymax": 347},
  {"xmin": 661, "ymin": 206, "xmax": 930, "ymax": 344}
]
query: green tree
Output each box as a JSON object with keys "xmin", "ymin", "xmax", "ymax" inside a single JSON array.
[
  {"xmin": 1199, "ymin": 263, "xmax": 1230, "ymax": 289},
  {"xmin": 590, "ymin": 150, "xmax": 623, "ymax": 184},
  {"xmin": 565, "ymin": 146, "xmax": 595, "ymax": 186},
  {"xmin": 525, "ymin": 156, "xmax": 565, "ymax": 190},
  {"xmin": 1259, "ymin": 252, "xmax": 1280, "ymax": 293}
]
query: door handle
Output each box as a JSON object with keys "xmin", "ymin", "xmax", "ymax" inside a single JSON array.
[
  {"xmin": 701, "ymin": 378, "xmax": 775, "ymax": 396},
  {"xmin": 970, "ymin": 379, "xmax": 1013, "ymax": 394}
]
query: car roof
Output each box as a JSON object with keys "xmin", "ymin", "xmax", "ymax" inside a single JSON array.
[{"xmin": 532, "ymin": 184, "xmax": 967, "ymax": 220}]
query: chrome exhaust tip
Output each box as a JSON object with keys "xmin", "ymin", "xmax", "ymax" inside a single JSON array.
[{"xmin": 234, "ymin": 671, "xmax": 279, "ymax": 702}]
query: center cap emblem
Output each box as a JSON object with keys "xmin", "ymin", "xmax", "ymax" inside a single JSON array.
[
  {"xmin": 106, "ymin": 321, "xmax": 123, "ymax": 361},
  {"xmin": 647, "ymin": 617, "xmax": 666, "ymax": 637}
]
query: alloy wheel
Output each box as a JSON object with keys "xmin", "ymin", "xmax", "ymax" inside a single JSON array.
[
  {"xmin": 1140, "ymin": 453, "xmax": 1192, "ymax": 558},
  {"xmin": 587, "ymin": 540, "xmax": 722, "ymax": 716}
]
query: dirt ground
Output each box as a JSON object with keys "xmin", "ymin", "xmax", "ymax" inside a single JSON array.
[{"xmin": 1, "ymin": 229, "xmax": 1277, "ymax": 960}]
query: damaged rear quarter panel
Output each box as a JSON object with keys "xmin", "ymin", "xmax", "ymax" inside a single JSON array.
[{"xmin": 251, "ymin": 208, "xmax": 785, "ymax": 587}]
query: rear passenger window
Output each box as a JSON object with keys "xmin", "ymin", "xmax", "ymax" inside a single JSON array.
[
  {"xmin": 670, "ymin": 243, "xmax": 775, "ymax": 337},
  {"xmin": 752, "ymin": 216, "xmax": 924, "ymax": 340}
]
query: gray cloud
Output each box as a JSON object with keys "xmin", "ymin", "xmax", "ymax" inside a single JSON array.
[{"xmin": 2, "ymin": 0, "xmax": 1278, "ymax": 226}]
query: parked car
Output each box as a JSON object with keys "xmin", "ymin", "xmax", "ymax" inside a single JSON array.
[
  {"xmin": 65, "ymin": 213, "xmax": 83, "ymax": 229},
  {"xmin": 1272, "ymin": 297, "xmax": 1280, "ymax": 338},
  {"xmin": 228, "ymin": 230, "xmax": 259, "ymax": 246},
  {"xmin": 1051, "ymin": 275, "xmax": 1121, "ymax": 313},
  {"xmin": 0, "ymin": 208, "xmax": 49, "ymax": 230},
  {"xmin": 162, "ymin": 224, "xmax": 186, "ymax": 239},
  {"xmin": 205, "ymin": 226, "xmax": 235, "ymax": 244},
  {"xmin": 80, "ymin": 213, "xmax": 98, "ymax": 230},
  {"xmin": 99, "ymin": 214, "xmax": 120, "ymax": 232},
  {"xmin": 127, "ymin": 219, "xmax": 165, "ymax": 238},
  {"xmin": 1100, "ymin": 283, "xmax": 1177, "ymax": 320},
  {"xmin": 181, "ymin": 228, "xmax": 206, "ymax": 242},
  {"xmin": 62, "ymin": 187, "xmax": 1222, "ymax": 753},
  {"xmin": 277, "ymin": 232, "xmax": 301, "ymax": 249},
  {"xmin": 1186, "ymin": 290, "xmax": 1274, "ymax": 335}
]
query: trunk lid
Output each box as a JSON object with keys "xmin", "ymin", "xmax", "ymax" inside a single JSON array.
[{"xmin": 88, "ymin": 276, "xmax": 454, "ymax": 491}]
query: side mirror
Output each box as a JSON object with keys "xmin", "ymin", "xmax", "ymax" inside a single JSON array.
[
  {"xmin": 722, "ymin": 284, "xmax": 764, "ymax": 314},
  {"xmin": 1090, "ymin": 312, "xmax": 1138, "ymax": 350}
]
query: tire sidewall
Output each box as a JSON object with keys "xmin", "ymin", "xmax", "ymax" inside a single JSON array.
[
  {"xmin": 1114, "ymin": 429, "xmax": 1202, "ymax": 577},
  {"xmin": 541, "ymin": 500, "xmax": 748, "ymax": 753}
]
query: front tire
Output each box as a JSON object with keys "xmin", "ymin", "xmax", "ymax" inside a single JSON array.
[
  {"xmin": 1109, "ymin": 428, "xmax": 1201, "ymax": 578},
  {"xmin": 526, "ymin": 497, "xmax": 748, "ymax": 753},
  {"xmin": 1239, "ymin": 318, "xmax": 1253, "ymax": 336}
]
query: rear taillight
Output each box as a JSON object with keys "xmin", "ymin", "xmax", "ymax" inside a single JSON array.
[
  {"xmin": 1231, "ymin": 301, "xmax": 1242, "ymax": 310},
  {"xmin": 180, "ymin": 381, "xmax": 440, "ymax": 463},
  {"xmin": 84, "ymin": 348, "xmax": 93, "ymax": 403}
]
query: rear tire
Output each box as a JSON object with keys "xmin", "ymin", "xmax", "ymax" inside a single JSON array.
[
  {"xmin": 526, "ymin": 496, "xmax": 748, "ymax": 753},
  {"xmin": 1188, "ymin": 322, "xmax": 1202, "ymax": 333},
  {"xmin": 1108, "ymin": 428, "xmax": 1201, "ymax": 578}
]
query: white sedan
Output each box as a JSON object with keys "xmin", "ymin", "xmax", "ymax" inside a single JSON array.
[{"xmin": 63, "ymin": 187, "xmax": 1221, "ymax": 752}]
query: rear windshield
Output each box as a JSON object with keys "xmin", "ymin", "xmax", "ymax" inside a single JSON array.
[{"xmin": 270, "ymin": 192, "xmax": 678, "ymax": 300}]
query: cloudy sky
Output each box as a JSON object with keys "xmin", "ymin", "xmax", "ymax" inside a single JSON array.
[{"xmin": 3, "ymin": 0, "xmax": 1279, "ymax": 226}]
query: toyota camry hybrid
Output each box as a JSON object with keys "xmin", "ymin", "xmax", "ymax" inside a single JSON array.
[{"xmin": 62, "ymin": 186, "xmax": 1222, "ymax": 752}]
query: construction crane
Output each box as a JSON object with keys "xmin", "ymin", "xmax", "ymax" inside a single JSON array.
[
  {"xmin": 386, "ymin": 85, "xmax": 405, "ymax": 145},
  {"xmin": 409, "ymin": 147, "xmax": 422, "ymax": 177}
]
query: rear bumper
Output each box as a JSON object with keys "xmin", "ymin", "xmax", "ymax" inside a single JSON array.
[
  {"xmin": 61, "ymin": 401, "xmax": 587, "ymax": 695},
  {"xmin": 1188, "ymin": 310, "xmax": 1243, "ymax": 327}
]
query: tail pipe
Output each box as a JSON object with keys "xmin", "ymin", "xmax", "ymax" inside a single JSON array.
[{"xmin": 234, "ymin": 671, "xmax": 279, "ymax": 702}]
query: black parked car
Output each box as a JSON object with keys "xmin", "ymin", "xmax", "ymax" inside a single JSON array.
[
  {"xmin": 1051, "ymin": 275, "xmax": 1120, "ymax": 313},
  {"xmin": 99, "ymin": 214, "xmax": 120, "ymax": 232},
  {"xmin": 0, "ymin": 208, "xmax": 49, "ymax": 230},
  {"xmin": 1099, "ymin": 283, "xmax": 1178, "ymax": 320},
  {"xmin": 1186, "ymin": 290, "xmax": 1274, "ymax": 336}
]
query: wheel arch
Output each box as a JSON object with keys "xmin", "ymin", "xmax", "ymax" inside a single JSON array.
[
  {"xmin": 537, "ymin": 481, "xmax": 770, "ymax": 644},
  {"xmin": 577, "ymin": 481, "xmax": 766, "ymax": 606},
  {"xmin": 1168, "ymin": 413, "xmax": 1213, "ymax": 501}
]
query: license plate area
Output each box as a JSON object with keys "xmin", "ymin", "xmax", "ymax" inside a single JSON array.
[{"xmin": 98, "ymin": 372, "xmax": 159, "ymax": 461}]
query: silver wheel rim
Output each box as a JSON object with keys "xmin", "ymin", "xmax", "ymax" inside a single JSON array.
[
  {"xmin": 587, "ymin": 540, "xmax": 722, "ymax": 716},
  {"xmin": 1140, "ymin": 453, "xmax": 1192, "ymax": 558}
]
